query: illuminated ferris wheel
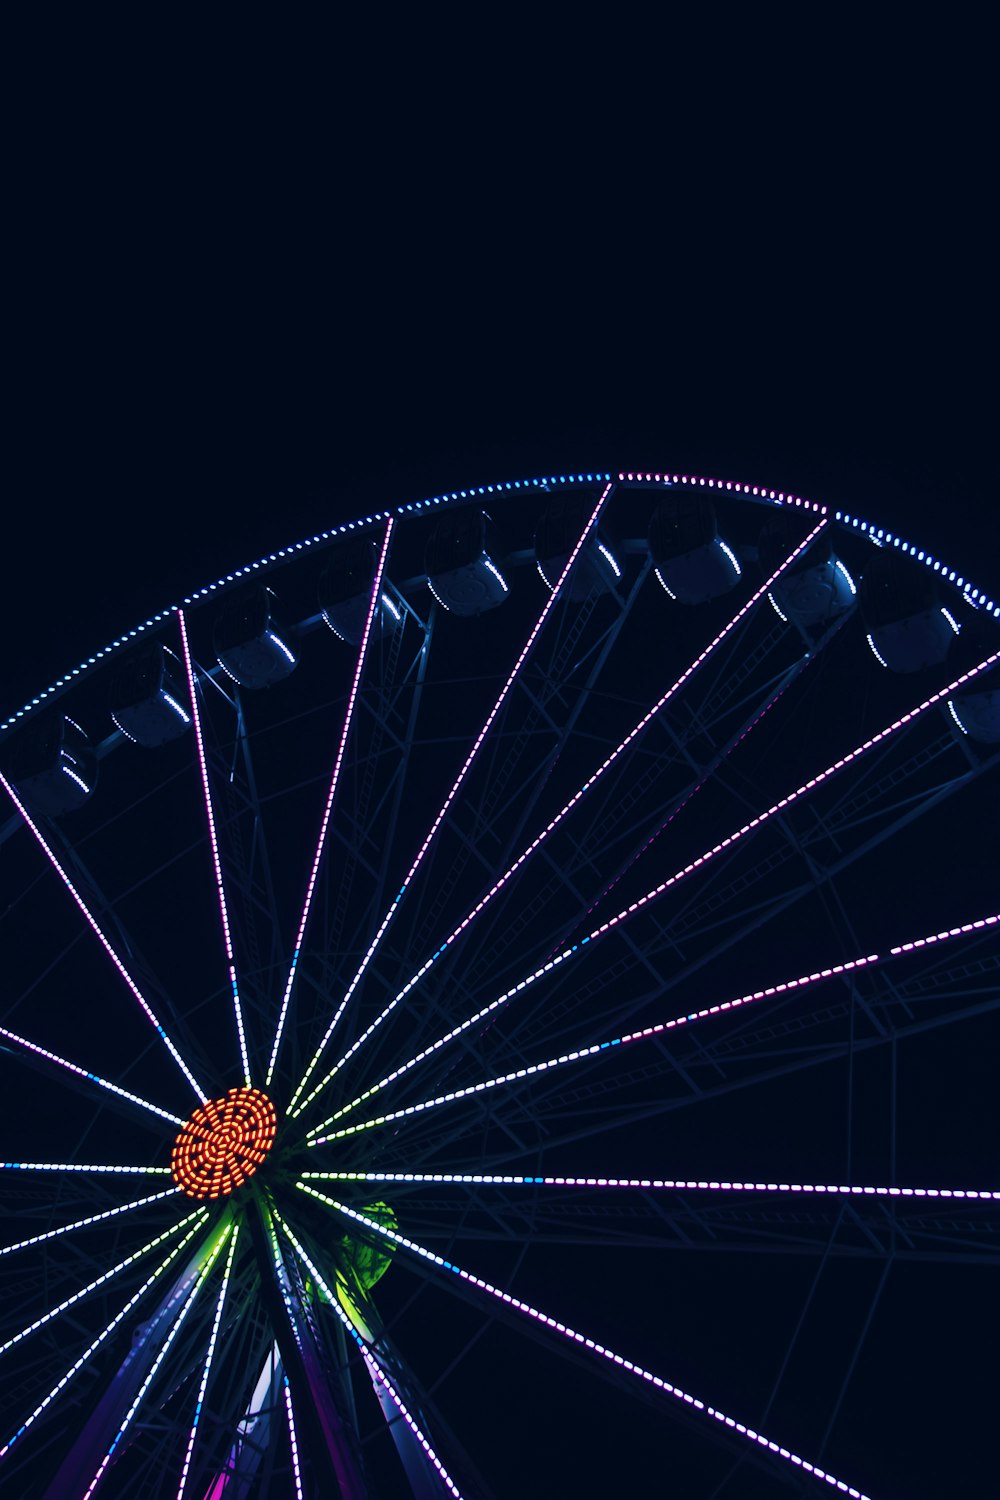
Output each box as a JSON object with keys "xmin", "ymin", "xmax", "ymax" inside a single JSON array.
[{"xmin": 1, "ymin": 472, "xmax": 999, "ymax": 1498}]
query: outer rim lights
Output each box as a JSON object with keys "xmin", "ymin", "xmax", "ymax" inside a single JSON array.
[{"xmin": 171, "ymin": 1087, "xmax": 278, "ymax": 1200}]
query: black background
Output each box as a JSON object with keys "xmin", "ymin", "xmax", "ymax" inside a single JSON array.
[{"xmin": 2, "ymin": 15, "xmax": 996, "ymax": 1499}]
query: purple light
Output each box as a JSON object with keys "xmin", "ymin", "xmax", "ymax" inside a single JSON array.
[
  {"xmin": 0, "ymin": 1022, "xmax": 185, "ymax": 1126},
  {"xmin": 300, "ymin": 1188, "xmax": 870, "ymax": 1500},
  {"xmin": 0, "ymin": 769, "xmax": 206, "ymax": 1102},
  {"xmin": 308, "ymin": 909, "xmax": 998, "ymax": 1145},
  {"xmin": 0, "ymin": 1213, "xmax": 208, "ymax": 1459},
  {"xmin": 176, "ymin": 608, "xmax": 251, "ymax": 1087},
  {"xmin": 266, "ymin": 518, "xmax": 395, "ymax": 1090},
  {"xmin": 289, "ymin": 482, "xmax": 616, "ymax": 1117},
  {"xmin": 300, "ymin": 518, "xmax": 829, "ymax": 1118}
]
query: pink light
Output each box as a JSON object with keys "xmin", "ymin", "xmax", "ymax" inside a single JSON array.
[
  {"xmin": 301, "ymin": 1188, "xmax": 870, "ymax": 1500},
  {"xmin": 289, "ymin": 482, "xmax": 617, "ymax": 1116},
  {"xmin": 0, "ymin": 769, "xmax": 206, "ymax": 1102},
  {"xmin": 308, "ymin": 908, "xmax": 998, "ymax": 1144},
  {"xmin": 299, "ymin": 516, "xmax": 829, "ymax": 1117},
  {"xmin": 266, "ymin": 518, "xmax": 395, "ymax": 1090},
  {"xmin": 0, "ymin": 1022, "xmax": 185, "ymax": 1126},
  {"xmin": 177, "ymin": 608, "xmax": 251, "ymax": 1087}
]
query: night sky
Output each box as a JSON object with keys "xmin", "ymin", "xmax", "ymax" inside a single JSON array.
[{"xmin": 2, "ymin": 30, "xmax": 996, "ymax": 1500}]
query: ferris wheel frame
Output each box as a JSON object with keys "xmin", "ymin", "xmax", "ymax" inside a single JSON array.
[{"xmin": 1, "ymin": 470, "xmax": 999, "ymax": 1499}]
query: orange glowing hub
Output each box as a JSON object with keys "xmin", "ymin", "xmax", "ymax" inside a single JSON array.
[{"xmin": 172, "ymin": 1086, "xmax": 278, "ymax": 1200}]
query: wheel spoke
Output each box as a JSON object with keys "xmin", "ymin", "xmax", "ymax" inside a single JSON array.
[
  {"xmin": 1, "ymin": 1160, "xmax": 172, "ymax": 1174},
  {"xmin": 0, "ymin": 1213, "xmax": 208, "ymax": 1461},
  {"xmin": 0, "ymin": 769, "xmax": 207, "ymax": 1102},
  {"xmin": 1, "ymin": 1187, "xmax": 182, "ymax": 1257},
  {"xmin": 313, "ymin": 644, "xmax": 1000, "ymax": 1132},
  {"xmin": 275, "ymin": 1211, "xmax": 465, "ymax": 1500},
  {"xmin": 81, "ymin": 1221, "xmax": 233, "ymax": 1500},
  {"xmin": 295, "ymin": 517, "xmax": 831, "ymax": 1118},
  {"xmin": 176, "ymin": 1223, "xmax": 241, "ymax": 1500},
  {"xmin": 177, "ymin": 608, "xmax": 251, "ymax": 1087},
  {"xmin": 307, "ymin": 909, "xmax": 999, "ymax": 1145},
  {"xmin": 288, "ymin": 481, "xmax": 616, "ymax": 1116},
  {"xmin": 282, "ymin": 1374, "xmax": 305, "ymax": 1500},
  {"xmin": 303, "ymin": 1169, "xmax": 1000, "ymax": 1201},
  {"xmin": 301, "ymin": 1188, "xmax": 872, "ymax": 1500},
  {"xmin": 0, "ymin": 1207, "xmax": 207, "ymax": 1357},
  {"xmin": 0, "ymin": 1021, "xmax": 185, "ymax": 1126},
  {"xmin": 266, "ymin": 518, "xmax": 395, "ymax": 1090}
]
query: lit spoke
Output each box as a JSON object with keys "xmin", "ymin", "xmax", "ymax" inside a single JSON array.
[
  {"xmin": 300, "ymin": 518, "xmax": 831, "ymax": 1116},
  {"xmin": 266, "ymin": 518, "xmax": 395, "ymax": 1089},
  {"xmin": 303, "ymin": 1169, "xmax": 1000, "ymax": 1200},
  {"xmin": 274, "ymin": 1213, "xmax": 464, "ymax": 1500},
  {"xmin": 0, "ymin": 1214, "xmax": 208, "ymax": 1460},
  {"xmin": 176, "ymin": 1224, "xmax": 240, "ymax": 1500},
  {"xmin": 288, "ymin": 481, "xmax": 616, "ymax": 1116},
  {"xmin": 0, "ymin": 769, "xmax": 207, "ymax": 1102},
  {"xmin": 0, "ymin": 1208, "xmax": 207, "ymax": 1358},
  {"xmin": 1, "ymin": 1161, "xmax": 172, "ymax": 1174},
  {"xmin": 300, "ymin": 1188, "xmax": 871, "ymax": 1500},
  {"xmin": 1, "ymin": 1187, "xmax": 182, "ymax": 1257},
  {"xmin": 307, "ymin": 910, "xmax": 999, "ymax": 1144},
  {"xmin": 283, "ymin": 1376, "xmax": 304, "ymax": 1500},
  {"xmin": 0, "ymin": 1022, "xmax": 185, "ymax": 1126},
  {"xmin": 307, "ymin": 644, "xmax": 1000, "ymax": 1132},
  {"xmin": 177, "ymin": 608, "xmax": 251, "ymax": 1087},
  {"xmin": 82, "ymin": 1223, "xmax": 232, "ymax": 1500}
]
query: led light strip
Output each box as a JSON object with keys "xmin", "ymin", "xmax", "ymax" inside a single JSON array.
[
  {"xmin": 304, "ymin": 1170, "xmax": 1000, "ymax": 1200},
  {"xmin": 307, "ymin": 912, "xmax": 999, "ymax": 1144},
  {"xmin": 176, "ymin": 1225, "xmax": 240, "ymax": 1500},
  {"xmin": 318, "ymin": 648, "xmax": 817, "ymax": 1134},
  {"xmin": 0, "ymin": 1022, "xmax": 185, "ymax": 1126},
  {"xmin": 288, "ymin": 481, "xmax": 617, "ymax": 1116},
  {"xmin": 1, "ymin": 1187, "xmax": 182, "ymax": 1257},
  {"xmin": 0, "ymin": 769, "xmax": 206, "ymax": 1102},
  {"xmin": 1, "ymin": 1160, "xmax": 172, "ymax": 1173},
  {"xmin": 299, "ymin": 519, "xmax": 830, "ymax": 1117},
  {"xmin": 8, "ymin": 471, "xmax": 998, "ymax": 741},
  {"xmin": 283, "ymin": 1376, "xmax": 304, "ymax": 1500},
  {"xmin": 177, "ymin": 609, "xmax": 251, "ymax": 1088},
  {"xmin": 0, "ymin": 1208, "xmax": 207, "ymax": 1356},
  {"xmin": 82, "ymin": 1225, "xmax": 232, "ymax": 1500},
  {"xmin": 0, "ymin": 1213, "xmax": 208, "ymax": 1459},
  {"xmin": 306, "ymin": 647, "xmax": 1000, "ymax": 1135},
  {"xmin": 273, "ymin": 1213, "xmax": 463, "ymax": 1500},
  {"xmin": 266, "ymin": 517, "xmax": 395, "ymax": 1090},
  {"xmin": 301, "ymin": 1187, "xmax": 869, "ymax": 1500}
]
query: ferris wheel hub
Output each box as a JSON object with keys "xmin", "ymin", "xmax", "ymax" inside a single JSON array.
[{"xmin": 171, "ymin": 1085, "xmax": 278, "ymax": 1199}]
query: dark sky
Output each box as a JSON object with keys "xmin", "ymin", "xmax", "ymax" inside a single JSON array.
[{"xmin": 2, "ymin": 31, "xmax": 996, "ymax": 1500}]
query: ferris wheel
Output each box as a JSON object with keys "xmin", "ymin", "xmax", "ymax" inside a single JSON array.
[{"xmin": 1, "ymin": 471, "xmax": 998, "ymax": 1498}]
